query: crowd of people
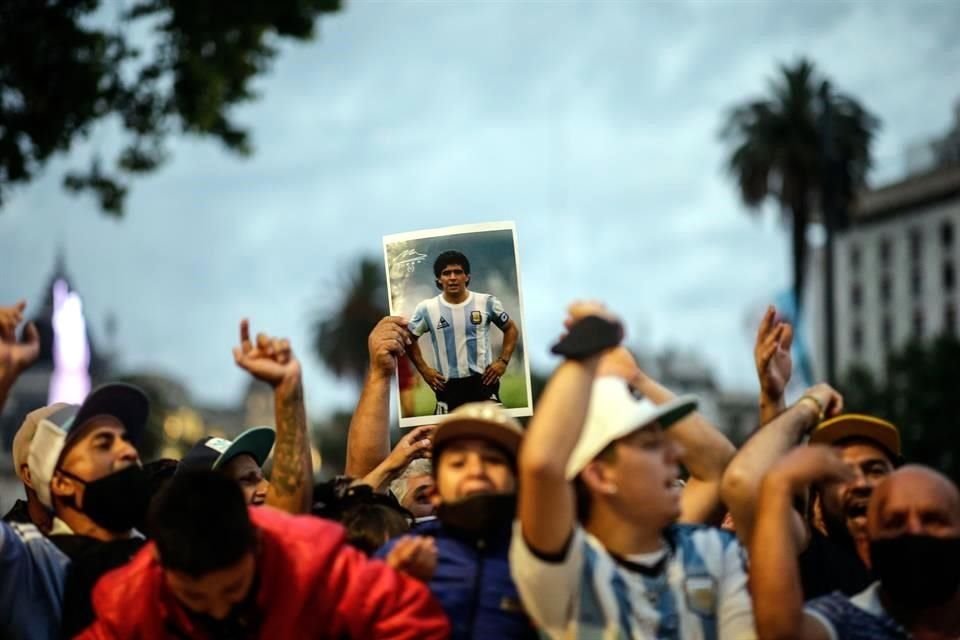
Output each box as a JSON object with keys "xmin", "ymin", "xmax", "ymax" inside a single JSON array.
[{"xmin": 0, "ymin": 251, "xmax": 958, "ymax": 639}]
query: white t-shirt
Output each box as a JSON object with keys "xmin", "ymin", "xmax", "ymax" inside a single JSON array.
[{"xmin": 509, "ymin": 521, "xmax": 756, "ymax": 639}]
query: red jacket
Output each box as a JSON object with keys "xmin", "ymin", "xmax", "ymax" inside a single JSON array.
[{"xmin": 75, "ymin": 507, "xmax": 450, "ymax": 639}]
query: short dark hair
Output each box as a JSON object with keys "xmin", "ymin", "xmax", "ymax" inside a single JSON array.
[
  {"xmin": 341, "ymin": 502, "xmax": 413, "ymax": 555},
  {"xmin": 149, "ymin": 470, "xmax": 256, "ymax": 577},
  {"xmin": 433, "ymin": 251, "xmax": 471, "ymax": 278}
]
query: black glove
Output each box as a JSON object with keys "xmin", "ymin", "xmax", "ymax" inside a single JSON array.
[{"xmin": 550, "ymin": 315, "xmax": 623, "ymax": 360}]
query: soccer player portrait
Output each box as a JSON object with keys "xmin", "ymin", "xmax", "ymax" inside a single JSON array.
[
  {"xmin": 406, "ymin": 250, "xmax": 519, "ymax": 414},
  {"xmin": 383, "ymin": 222, "xmax": 533, "ymax": 427}
]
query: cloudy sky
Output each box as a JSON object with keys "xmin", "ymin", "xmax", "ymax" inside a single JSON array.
[{"xmin": 2, "ymin": 0, "xmax": 959, "ymax": 417}]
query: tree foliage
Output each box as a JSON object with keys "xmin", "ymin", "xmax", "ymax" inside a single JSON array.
[
  {"xmin": 0, "ymin": 0, "xmax": 340, "ymax": 215},
  {"xmin": 838, "ymin": 334, "xmax": 960, "ymax": 483},
  {"xmin": 720, "ymin": 58, "xmax": 879, "ymax": 310}
]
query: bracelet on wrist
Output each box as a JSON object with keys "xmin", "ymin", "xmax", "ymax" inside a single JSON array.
[
  {"xmin": 550, "ymin": 315, "xmax": 624, "ymax": 360},
  {"xmin": 497, "ymin": 357, "xmax": 509, "ymax": 366},
  {"xmin": 797, "ymin": 395, "xmax": 825, "ymax": 424}
]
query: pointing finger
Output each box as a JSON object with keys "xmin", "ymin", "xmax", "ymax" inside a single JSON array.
[{"xmin": 239, "ymin": 319, "xmax": 253, "ymax": 353}]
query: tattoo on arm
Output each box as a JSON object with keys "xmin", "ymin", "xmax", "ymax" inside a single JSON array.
[{"xmin": 267, "ymin": 380, "xmax": 312, "ymax": 513}]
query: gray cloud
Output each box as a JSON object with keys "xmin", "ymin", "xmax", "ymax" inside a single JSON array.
[{"xmin": 2, "ymin": 0, "xmax": 959, "ymax": 417}]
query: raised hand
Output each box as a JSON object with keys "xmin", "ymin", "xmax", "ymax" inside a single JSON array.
[
  {"xmin": 383, "ymin": 424, "xmax": 435, "ymax": 473},
  {"xmin": 386, "ymin": 535, "xmax": 438, "ymax": 583},
  {"xmin": 797, "ymin": 383, "xmax": 844, "ymax": 421},
  {"xmin": 0, "ymin": 300, "xmax": 40, "ymax": 384},
  {"xmin": 767, "ymin": 445, "xmax": 855, "ymax": 493},
  {"xmin": 232, "ymin": 318, "xmax": 300, "ymax": 388},
  {"xmin": 368, "ymin": 316, "xmax": 411, "ymax": 376},
  {"xmin": 754, "ymin": 306, "xmax": 793, "ymax": 400}
]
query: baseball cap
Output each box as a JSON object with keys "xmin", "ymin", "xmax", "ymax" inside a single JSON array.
[
  {"xmin": 432, "ymin": 402, "xmax": 524, "ymax": 459},
  {"xmin": 566, "ymin": 376, "xmax": 698, "ymax": 480},
  {"xmin": 27, "ymin": 383, "xmax": 149, "ymax": 509},
  {"xmin": 178, "ymin": 426, "xmax": 276, "ymax": 474},
  {"xmin": 809, "ymin": 414, "xmax": 901, "ymax": 459},
  {"xmin": 12, "ymin": 403, "xmax": 69, "ymax": 483}
]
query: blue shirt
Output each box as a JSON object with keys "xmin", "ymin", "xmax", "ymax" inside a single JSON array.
[
  {"xmin": 805, "ymin": 582, "xmax": 909, "ymax": 640},
  {"xmin": 0, "ymin": 520, "xmax": 69, "ymax": 640}
]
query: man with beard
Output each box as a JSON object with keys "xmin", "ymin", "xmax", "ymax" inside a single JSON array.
[
  {"xmin": 750, "ymin": 449, "xmax": 960, "ymax": 639},
  {"xmin": 78, "ymin": 470, "xmax": 449, "ymax": 640},
  {"xmin": 720, "ymin": 383, "xmax": 901, "ymax": 598}
]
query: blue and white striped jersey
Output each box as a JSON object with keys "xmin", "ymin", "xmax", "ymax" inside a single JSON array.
[
  {"xmin": 510, "ymin": 522, "xmax": 756, "ymax": 640},
  {"xmin": 0, "ymin": 520, "xmax": 69, "ymax": 640},
  {"xmin": 408, "ymin": 292, "xmax": 510, "ymax": 379}
]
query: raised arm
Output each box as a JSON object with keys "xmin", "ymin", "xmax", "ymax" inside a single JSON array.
[
  {"xmin": 720, "ymin": 383, "xmax": 842, "ymax": 546},
  {"xmin": 355, "ymin": 424, "xmax": 434, "ymax": 492},
  {"xmin": 0, "ymin": 300, "xmax": 40, "ymax": 415},
  {"xmin": 755, "ymin": 306, "xmax": 793, "ymax": 427},
  {"xmin": 750, "ymin": 446, "xmax": 853, "ymax": 640},
  {"xmin": 344, "ymin": 317, "xmax": 409, "ymax": 478},
  {"xmin": 233, "ymin": 319, "xmax": 312, "ymax": 514},
  {"xmin": 597, "ymin": 346, "xmax": 735, "ymax": 525},
  {"xmin": 518, "ymin": 303, "xmax": 618, "ymax": 555}
]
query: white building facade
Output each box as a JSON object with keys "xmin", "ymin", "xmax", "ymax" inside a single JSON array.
[{"xmin": 808, "ymin": 164, "xmax": 960, "ymax": 381}]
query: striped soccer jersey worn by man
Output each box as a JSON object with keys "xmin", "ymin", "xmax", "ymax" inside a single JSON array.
[
  {"xmin": 409, "ymin": 292, "xmax": 510, "ymax": 379},
  {"xmin": 510, "ymin": 522, "xmax": 756, "ymax": 640}
]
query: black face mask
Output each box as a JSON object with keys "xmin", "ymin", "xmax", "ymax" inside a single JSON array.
[
  {"xmin": 59, "ymin": 464, "xmax": 151, "ymax": 533},
  {"xmin": 437, "ymin": 492, "xmax": 516, "ymax": 540},
  {"xmin": 870, "ymin": 535, "xmax": 960, "ymax": 608}
]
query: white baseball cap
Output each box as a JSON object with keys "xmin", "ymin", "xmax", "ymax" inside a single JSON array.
[{"xmin": 565, "ymin": 376, "xmax": 698, "ymax": 480}]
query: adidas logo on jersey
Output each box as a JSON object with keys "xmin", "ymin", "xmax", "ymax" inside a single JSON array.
[{"xmin": 436, "ymin": 317, "xmax": 450, "ymax": 330}]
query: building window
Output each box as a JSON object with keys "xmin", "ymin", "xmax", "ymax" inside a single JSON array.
[
  {"xmin": 945, "ymin": 262, "xmax": 955, "ymax": 291},
  {"xmin": 946, "ymin": 305, "xmax": 957, "ymax": 336},
  {"xmin": 851, "ymin": 282, "xmax": 862, "ymax": 308},
  {"xmin": 913, "ymin": 309, "xmax": 924, "ymax": 338},
  {"xmin": 882, "ymin": 316, "xmax": 893, "ymax": 348},
  {"xmin": 909, "ymin": 228, "xmax": 923, "ymax": 262},
  {"xmin": 911, "ymin": 268, "xmax": 923, "ymax": 297},
  {"xmin": 851, "ymin": 324, "xmax": 863, "ymax": 354},
  {"xmin": 879, "ymin": 237, "xmax": 892, "ymax": 267},
  {"xmin": 849, "ymin": 244, "xmax": 861, "ymax": 271},
  {"xmin": 880, "ymin": 275, "xmax": 892, "ymax": 304},
  {"xmin": 943, "ymin": 221, "xmax": 955, "ymax": 249}
]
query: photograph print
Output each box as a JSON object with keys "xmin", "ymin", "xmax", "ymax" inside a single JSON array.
[{"xmin": 383, "ymin": 221, "xmax": 532, "ymax": 427}]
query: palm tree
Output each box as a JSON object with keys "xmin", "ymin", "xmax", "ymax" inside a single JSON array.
[
  {"xmin": 311, "ymin": 257, "xmax": 387, "ymax": 386},
  {"xmin": 721, "ymin": 58, "xmax": 879, "ymax": 313}
]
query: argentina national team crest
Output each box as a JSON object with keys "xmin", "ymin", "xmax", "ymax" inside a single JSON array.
[
  {"xmin": 683, "ymin": 575, "xmax": 718, "ymax": 616},
  {"xmin": 470, "ymin": 310, "xmax": 482, "ymax": 325}
]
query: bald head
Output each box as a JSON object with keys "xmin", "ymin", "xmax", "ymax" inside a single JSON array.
[{"xmin": 868, "ymin": 465, "xmax": 960, "ymax": 540}]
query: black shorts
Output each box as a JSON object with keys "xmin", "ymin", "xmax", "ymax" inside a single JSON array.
[{"xmin": 434, "ymin": 374, "xmax": 502, "ymax": 414}]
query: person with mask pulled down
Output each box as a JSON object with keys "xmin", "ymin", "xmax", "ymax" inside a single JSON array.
[
  {"xmin": 750, "ymin": 447, "xmax": 960, "ymax": 640},
  {"xmin": 76, "ymin": 470, "xmax": 449, "ymax": 640}
]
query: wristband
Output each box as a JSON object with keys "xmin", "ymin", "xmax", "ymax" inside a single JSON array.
[
  {"xmin": 797, "ymin": 395, "xmax": 825, "ymax": 423},
  {"xmin": 497, "ymin": 357, "xmax": 509, "ymax": 366},
  {"xmin": 550, "ymin": 315, "xmax": 623, "ymax": 360}
]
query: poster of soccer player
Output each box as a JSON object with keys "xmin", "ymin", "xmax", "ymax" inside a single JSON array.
[{"xmin": 383, "ymin": 221, "xmax": 533, "ymax": 428}]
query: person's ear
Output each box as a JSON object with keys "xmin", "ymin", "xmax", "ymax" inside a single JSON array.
[
  {"xmin": 465, "ymin": 275, "xmax": 470, "ymax": 287},
  {"xmin": 435, "ymin": 278, "xmax": 443, "ymax": 290},
  {"xmin": 581, "ymin": 461, "xmax": 617, "ymax": 497},
  {"xmin": 19, "ymin": 463, "xmax": 34, "ymax": 490},
  {"xmin": 427, "ymin": 483, "xmax": 442, "ymax": 508}
]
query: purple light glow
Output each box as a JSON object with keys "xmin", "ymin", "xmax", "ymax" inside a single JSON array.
[{"xmin": 48, "ymin": 279, "xmax": 91, "ymax": 405}]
